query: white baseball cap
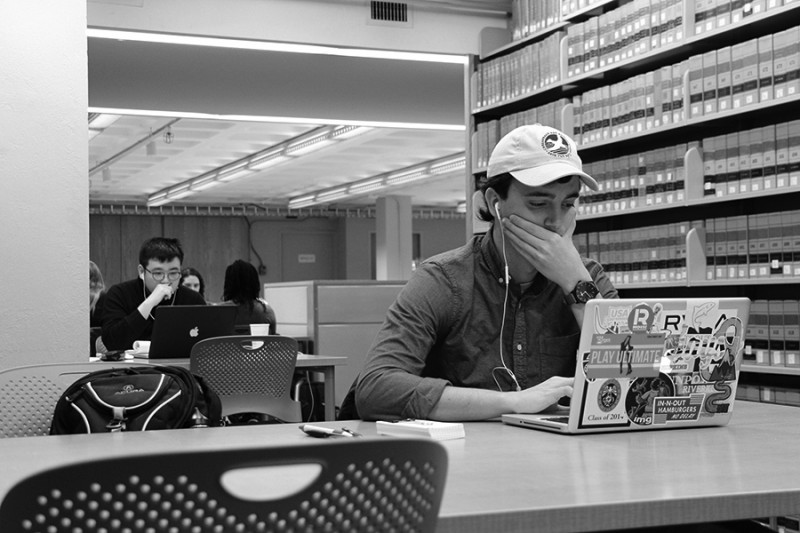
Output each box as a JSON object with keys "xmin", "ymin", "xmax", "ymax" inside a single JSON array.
[{"xmin": 487, "ymin": 124, "xmax": 598, "ymax": 191}]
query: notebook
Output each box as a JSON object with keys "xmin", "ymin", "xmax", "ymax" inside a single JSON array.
[
  {"xmin": 502, "ymin": 297, "xmax": 751, "ymax": 434},
  {"xmin": 145, "ymin": 305, "xmax": 237, "ymax": 359}
]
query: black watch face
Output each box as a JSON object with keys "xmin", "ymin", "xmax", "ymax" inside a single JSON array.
[{"xmin": 575, "ymin": 282, "xmax": 599, "ymax": 303}]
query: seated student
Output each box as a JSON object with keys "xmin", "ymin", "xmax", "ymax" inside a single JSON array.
[
  {"xmin": 101, "ymin": 237, "xmax": 206, "ymax": 351},
  {"xmin": 89, "ymin": 261, "xmax": 106, "ymax": 356},
  {"xmin": 341, "ymin": 124, "xmax": 618, "ymax": 422},
  {"xmin": 222, "ymin": 259, "xmax": 277, "ymax": 335},
  {"xmin": 181, "ymin": 266, "xmax": 211, "ymax": 303}
]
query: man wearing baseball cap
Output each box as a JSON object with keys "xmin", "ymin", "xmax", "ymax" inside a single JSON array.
[{"xmin": 341, "ymin": 124, "xmax": 618, "ymax": 422}]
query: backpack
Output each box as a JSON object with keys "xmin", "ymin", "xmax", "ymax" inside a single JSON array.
[{"xmin": 50, "ymin": 365, "xmax": 222, "ymax": 434}]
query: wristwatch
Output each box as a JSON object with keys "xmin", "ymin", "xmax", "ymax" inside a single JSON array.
[{"xmin": 564, "ymin": 280, "xmax": 600, "ymax": 305}]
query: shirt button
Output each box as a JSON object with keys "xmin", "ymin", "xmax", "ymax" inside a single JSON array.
[{"xmin": 515, "ymin": 343, "xmax": 523, "ymax": 351}]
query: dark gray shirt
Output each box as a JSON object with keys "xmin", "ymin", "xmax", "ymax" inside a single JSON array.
[{"xmin": 354, "ymin": 230, "xmax": 618, "ymax": 420}]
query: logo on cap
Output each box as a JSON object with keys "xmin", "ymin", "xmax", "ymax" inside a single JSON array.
[{"xmin": 541, "ymin": 132, "xmax": 571, "ymax": 158}]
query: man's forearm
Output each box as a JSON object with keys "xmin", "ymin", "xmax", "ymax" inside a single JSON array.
[{"xmin": 427, "ymin": 386, "xmax": 516, "ymax": 421}]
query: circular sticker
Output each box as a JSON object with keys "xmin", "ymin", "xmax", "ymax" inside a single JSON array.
[
  {"xmin": 624, "ymin": 373, "xmax": 675, "ymax": 426},
  {"xmin": 628, "ymin": 303, "xmax": 656, "ymax": 333},
  {"xmin": 597, "ymin": 379, "xmax": 621, "ymax": 412}
]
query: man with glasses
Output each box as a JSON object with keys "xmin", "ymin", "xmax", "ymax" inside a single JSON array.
[{"xmin": 101, "ymin": 237, "xmax": 206, "ymax": 351}]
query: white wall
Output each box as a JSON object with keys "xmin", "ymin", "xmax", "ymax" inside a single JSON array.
[
  {"xmin": 87, "ymin": 0, "xmax": 506, "ymax": 55},
  {"xmin": 0, "ymin": 2, "xmax": 88, "ymax": 368}
]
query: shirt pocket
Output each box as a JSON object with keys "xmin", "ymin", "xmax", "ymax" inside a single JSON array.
[{"xmin": 537, "ymin": 332, "xmax": 581, "ymax": 378}]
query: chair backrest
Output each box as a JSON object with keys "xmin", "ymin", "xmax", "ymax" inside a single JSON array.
[
  {"xmin": 0, "ymin": 362, "xmax": 149, "ymax": 438},
  {"xmin": 0, "ymin": 438, "xmax": 448, "ymax": 532},
  {"xmin": 190, "ymin": 335, "xmax": 302, "ymax": 422}
]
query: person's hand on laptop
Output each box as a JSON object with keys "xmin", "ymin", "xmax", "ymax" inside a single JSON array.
[{"xmin": 510, "ymin": 376, "xmax": 574, "ymax": 414}]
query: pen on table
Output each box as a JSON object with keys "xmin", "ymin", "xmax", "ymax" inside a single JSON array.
[{"xmin": 299, "ymin": 424, "xmax": 362, "ymax": 438}]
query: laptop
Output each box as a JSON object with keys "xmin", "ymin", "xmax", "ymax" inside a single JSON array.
[
  {"xmin": 502, "ymin": 297, "xmax": 751, "ymax": 434},
  {"xmin": 146, "ymin": 305, "xmax": 238, "ymax": 359}
]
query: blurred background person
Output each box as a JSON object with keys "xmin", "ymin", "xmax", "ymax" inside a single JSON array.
[
  {"xmin": 181, "ymin": 266, "xmax": 207, "ymax": 301},
  {"xmin": 89, "ymin": 261, "xmax": 106, "ymax": 356},
  {"xmin": 222, "ymin": 259, "xmax": 276, "ymax": 334}
]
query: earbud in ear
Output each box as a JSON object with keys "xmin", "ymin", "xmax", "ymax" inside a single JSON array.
[{"xmin": 494, "ymin": 201, "xmax": 501, "ymax": 218}]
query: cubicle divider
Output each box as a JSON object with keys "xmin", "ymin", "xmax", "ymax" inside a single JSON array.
[{"xmin": 264, "ymin": 280, "xmax": 406, "ymax": 409}]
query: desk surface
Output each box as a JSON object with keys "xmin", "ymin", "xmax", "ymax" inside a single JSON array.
[
  {"xmin": 0, "ymin": 401, "xmax": 797, "ymax": 532},
  {"xmin": 125, "ymin": 353, "xmax": 348, "ymax": 367}
]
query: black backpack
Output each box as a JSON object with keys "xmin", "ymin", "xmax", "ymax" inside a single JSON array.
[{"xmin": 50, "ymin": 365, "xmax": 222, "ymax": 434}]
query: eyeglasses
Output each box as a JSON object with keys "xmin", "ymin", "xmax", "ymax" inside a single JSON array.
[{"xmin": 144, "ymin": 267, "xmax": 182, "ymax": 282}]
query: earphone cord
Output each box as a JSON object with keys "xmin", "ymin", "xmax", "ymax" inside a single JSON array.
[{"xmin": 492, "ymin": 220, "xmax": 522, "ymax": 392}]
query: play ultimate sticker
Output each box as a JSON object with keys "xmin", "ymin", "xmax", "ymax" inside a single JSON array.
[{"xmin": 585, "ymin": 332, "xmax": 666, "ymax": 379}]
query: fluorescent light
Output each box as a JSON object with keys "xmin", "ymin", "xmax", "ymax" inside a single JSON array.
[
  {"xmin": 190, "ymin": 178, "xmax": 221, "ymax": 191},
  {"xmin": 216, "ymin": 161, "xmax": 253, "ymax": 182},
  {"xmin": 287, "ymin": 151, "xmax": 466, "ymax": 209},
  {"xmin": 88, "ymin": 107, "xmax": 465, "ymax": 131},
  {"xmin": 386, "ymin": 168, "xmax": 427, "ymax": 186},
  {"xmin": 288, "ymin": 194, "xmax": 317, "ymax": 210},
  {"xmin": 315, "ymin": 187, "xmax": 349, "ymax": 203},
  {"xmin": 167, "ymin": 189, "xmax": 193, "ymax": 201},
  {"xmin": 287, "ymin": 139, "xmax": 335, "ymax": 156},
  {"xmin": 148, "ymin": 197, "xmax": 172, "ymax": 208},
  {"xmin": 87, "ymin": 28, "xmax": 468, "ymax": 65},
  {"xmin": 331, "ymin": 126, "xmax": 373, "ymax": 140},
  {"xmin": 88, "ymin": 114, "xmax": 120, "ymax": 129},
  {"xmin": 430, "ymin": 156, "xmax": 466, "ymax": 174},
  {"xmin": 249, "ymin": 148, "xmax": 292, "ymax": 170},
  {"xmin": 348, "ymin": 178, "xmax": 385, "ymax": 195}
]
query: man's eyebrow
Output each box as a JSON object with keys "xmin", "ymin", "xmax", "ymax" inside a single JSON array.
[{"xmin": 524, "ymin": 191, "xmax": 581, "ymax": 199}]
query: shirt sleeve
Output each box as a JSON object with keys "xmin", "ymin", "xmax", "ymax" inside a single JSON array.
[
  {"xmin": 355, "ymin": 263, "xmax": 454, "ymax": 421},
  {"xmin": 100, "ymin": 284, "xmax": 148, "ymax": 351},
  {"xmin": 585, "ymin": 259, "xmax": 619, "ymax": 299}
]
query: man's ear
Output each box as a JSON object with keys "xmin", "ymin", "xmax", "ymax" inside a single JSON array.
[
  {"xmin": 137, "ymin": 265, "xmax": 145, "ymax": 281},
  {"xmin": 484, "ymin": 188, "xmax": 500, "ymax": 218}
]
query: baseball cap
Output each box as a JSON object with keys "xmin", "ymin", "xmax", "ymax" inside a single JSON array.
[{"xmin": 487, "ymin": 124, "xmax": 598, "ymax": 191}]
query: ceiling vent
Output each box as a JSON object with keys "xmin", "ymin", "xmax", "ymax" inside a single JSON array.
[{"xmin": 369, "ymin": 1, "xmax": 412, "ymax": 26}]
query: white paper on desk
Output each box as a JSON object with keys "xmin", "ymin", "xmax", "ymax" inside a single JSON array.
[{"xmin": 125, "ymin": 340, "xmax": 151, "ymax": 358}]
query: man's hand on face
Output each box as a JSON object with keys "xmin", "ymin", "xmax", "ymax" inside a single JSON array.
[
  {"xmin": 149, "ymin": 283, "xmax": 174, "ymax": 303},
  {"xmin": 501, "ymin": 210, "xmax": 588, "ymax": 292}
]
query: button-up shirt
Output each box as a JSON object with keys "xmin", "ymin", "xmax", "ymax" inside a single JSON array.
[{"xmin": 354, "ymin": 230, "xmax": 618, "ymax": 420}]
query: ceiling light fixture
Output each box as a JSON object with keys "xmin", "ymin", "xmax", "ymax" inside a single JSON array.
[
  {"xmin": 87, "ymin": 28, "xmax": 468, "ymax": 65},
  {"xmin": 287, "ymin": 152, "xmax": 466, "ymax": 210},
  {"xmin": 88, "ymin": 113, "xmax": 121, "ymax": 140},
  {"xmin": 88, "ymin": 106, "xmax": 464, "ymax": 132},
  {"xmin": 145, "ymin": 125, "xmax": 374, "ymax": 208}
]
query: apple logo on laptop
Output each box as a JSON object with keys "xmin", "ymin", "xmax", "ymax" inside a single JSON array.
[{"xmin": 189, "ymin": 327, "xmax": 199, "ymax": 338}]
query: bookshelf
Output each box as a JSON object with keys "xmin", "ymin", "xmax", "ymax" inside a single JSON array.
[{"xmin": 467, "ymin": 0, "xmax": 800, "ymax": 389}]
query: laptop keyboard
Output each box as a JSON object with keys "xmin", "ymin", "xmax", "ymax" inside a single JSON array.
[{"xmin": 541, "ymin": 416, "xmax": 569, "ymax": 424}]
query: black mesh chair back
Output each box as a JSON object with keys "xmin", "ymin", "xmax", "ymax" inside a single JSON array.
[
  {"xmin": 0, "ymin": 438, "xmax": 448, "ymax": 532},
  {"xmin": 0, "ymin": 362, "xmax": 148, "ymax": 438},
  {"xmin": 190, "ymin": 335, "xmax": 302, "ymax": 422}
]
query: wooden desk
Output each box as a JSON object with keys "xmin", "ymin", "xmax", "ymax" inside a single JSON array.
[
  {"xmin": 141, "ymin": 354, "xmax": 347, "ymax": 421},
  {"xmin": 0, "ymin": 401, "xmax": 797, "ymax": 532}
]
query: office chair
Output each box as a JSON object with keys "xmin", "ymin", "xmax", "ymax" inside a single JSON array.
[
  {"xmin": 0, "ymin": 438, "xmax": 448, "ymax": 533},
  {"xmin": 190, "ymin": 335, "xmax": 302, "ymax": 423},
  {"xmin": 0, "ymin": 362, "xmax": 148, "ymax": 438}
]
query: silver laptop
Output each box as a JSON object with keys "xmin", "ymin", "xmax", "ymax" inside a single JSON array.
[
  {"xmin": 148, "ymin": 305, "xmax": 237, "ymax": 359},
  {"xmin": 502, "ymin": 298, "xmax": 751, "ymax": 434}
]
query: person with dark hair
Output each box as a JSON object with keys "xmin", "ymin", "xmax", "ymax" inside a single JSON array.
[
  {"xmin": 101, "ymin": 237, "xmax": 206, "ymax": 351},
  {"xmin": 222, "ymin": 259, "xmax": 276, "ymax": 334},
  {"xmin": 89, "ymin": 261, "xmax": 106, "ymax": 328},
  {"xmin": 180, "ymin": 267, "xmax": 206, "ymax": 299},
  {"xmin": 343, "ymin": 124, "xmax": 618, "ymax": 421},
  {"xmin": 89, "ymin": 261, "xmax": 107, "ymax": 356}
]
